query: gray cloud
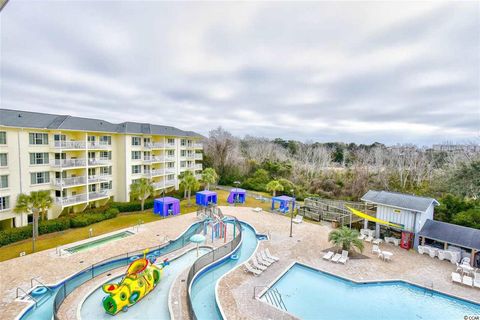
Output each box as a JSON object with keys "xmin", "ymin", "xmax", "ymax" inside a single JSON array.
[{"xmin": 1, "ymin": 1, "xmax": 478, "ymax": 145}]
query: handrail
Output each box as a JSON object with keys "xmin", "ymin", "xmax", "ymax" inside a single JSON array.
[
  {"xmin": 186, "ymin": 210, "xmax": 242, "ymax": 320},
  {"xmin": 16, "ymin": 287, "xmax": 38, "ymax": 307},
  {"xmin": 30, "ymin": 277, "xmax": 53, "ymax": 292}
]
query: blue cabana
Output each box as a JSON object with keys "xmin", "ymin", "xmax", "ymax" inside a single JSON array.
[
  {"xmin": 227, "ymin": 188, "xmax": 246, "ymax": 204},
  {"xmin": 153, "ymin": 197, "xmax": 180, "ymax": 217},
  {"xmin": 196, "ymin": 190, "xmax": 218, "ymax": 207},
  {"xmin": 271, "ymin": 195, "xmax": 295, "ymax": 214}
]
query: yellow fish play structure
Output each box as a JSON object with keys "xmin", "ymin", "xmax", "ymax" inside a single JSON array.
[{"xmin": 102, "ymin": 249, "xmax": 169, "ymax": 315}]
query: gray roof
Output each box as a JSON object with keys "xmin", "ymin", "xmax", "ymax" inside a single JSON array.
[
  {"xmin": 0, "ymin": 109, "xmax": 202, "ymax": 137},
  {"xmin": 419, "ymin": 219, "xmax": 480, "ymax": 250},
  {"xmin": 361, "ymin": 190, "xmax": 439, "ymax": 213}
]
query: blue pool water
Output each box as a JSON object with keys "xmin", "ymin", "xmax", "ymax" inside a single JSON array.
[
  {"xmin": 80, "ymin": 248, "xmax": 211, "ymax": 319},
  {"xmin": 20, "ymin": 222, "xmax": 203, "ymax": 320},
  {"xmin": 190, "ymin": 222, "xmax": 259, "ymax": 320},
  {"xmin": 262, "ymin": 263, "xmax": 480, "ymax": 320}
]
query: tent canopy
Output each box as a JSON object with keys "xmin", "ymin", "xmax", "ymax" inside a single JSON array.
[
  {"xmin": 196, "ymin": 190, "xmax": 218, "ymax": 207},
  {"xmin": 227, "ymin": 188, "xmax": 246, "ymax": 204},
  {"xmin": 271, "ymin": 195, "xmax": 295, "ymax": 214},
  {"xmin": 153, "ymin": 197, "xmax": 180, "ymax": 217},
  {"xmin": 346, "ymin": 206, "xmax": 402, "ymax": 228}
]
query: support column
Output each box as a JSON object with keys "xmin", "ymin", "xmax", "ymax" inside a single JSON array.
[
  {"xmin": 471, "ymin": 249, "xmax": 476, "ymax": 267},
  {"xmin": 364, "ymin": 219, "xmax": 368, "ymax": 230},
  {"xmin": 375, "ymin": 223, "xmax": 380, "ymax": 238}
]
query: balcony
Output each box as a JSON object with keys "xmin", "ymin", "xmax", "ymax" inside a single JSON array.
[
  {"xmin": 145, "ymin": 142, "xmax": 165, "ymax": 149},
  {"xmin": 50, "ymin": 158, "xmax": 86, "ymax": 169},
  {"xmin": 52, "ymin": 176, "xmax": 86, "ymax": 188},
  {"xmin": 52, "ymin": 140, "xmax": 86, "ymax": 149},
  {"xmin": 89, "ymin": 191, "xmax": 109, "ymax": 200},
  {"xmin": 152, "ymin": 180, "xmax": 175, "ymax": 189},
  {"xmin": 88, "ymin": 174, "xmax": 112, "ymax": 183},
  {"xmin": 165, "ymin": 143, "xmax": 176, "ymax": 149},
  {"xmin": 194, "ymin": 143, "xmax": 203, "ymax": 149},
  {"xmin": 87, "ymin": 141, "xmax": 111, "ymax": 149},
  {"xmin": 165, "ymin": 155, "xmax": 176, "ymax": 161},
  {"xmin": 55, "ymin": 193, "xmax": 88, "ymax": 206},
  {"xmin": 195, "ymin": 164, "xmax": 203, "ymax": 170},
  {"xmin": 88, "ymin": 157, "xmax": 111, "ymax": 166},
  {"xmin": 144, "ymin": 169, "xmax": 164, "ymax": 177},
  {"xmin": 143, "ymin": 155, "xmax": 164, "ymax": 163},
  {"xmin": 186, "ymin": 154, "xmax": 196, "ymax": 159},
  {"xmin": 165, "ymin": 168, "xmax": 176, "ymax": 174},
  {"xmin": 194, "ymin": 153, "xmax": 203, "ymax": 160}
]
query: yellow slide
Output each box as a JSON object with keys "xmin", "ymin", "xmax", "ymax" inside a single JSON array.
[{"xmin": 346, "ymin": 206, "xmax": 403, "ymax": 228}]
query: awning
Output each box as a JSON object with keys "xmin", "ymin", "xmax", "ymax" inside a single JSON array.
[{"xmin": 346, "ymin": 206, "xmax": 403, "ymax": 228}]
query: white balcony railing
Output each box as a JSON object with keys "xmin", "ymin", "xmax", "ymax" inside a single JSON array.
[
  {"xmin": 165, "ymin": 143, "xmax": 175, "ymax": 149},
  {"xmin": 87, "ymin": 141, "xmax": 111, "ymax": 149},
  {"xmin": 53, "ymin": 140, "xmax": 86, "ymax": 149},
  {"xmin": 152, "ymin": 180, "xmax": 175, "ymax": 189},
  {"xmin": 52, "ymin": 176, "xmax": 86, "ymax": 187},
  {"xmin": 55, "ymin": 193, "xmax": 88, "ymax": 206},
  {"xmin": 186, "ymin": 154, "xmax": 196, "ymax": 159},
  {"xmin": 165, "ymin": 155, "xmax": 176, "ymax": 161},
  {"xmin": 143, "ymin": 156, "xmax": 164, "ymax": 163},
  {"xmin": 50, "ymin": 158, "xmax": 86, "ymax": 168},
  {"xmin": 88, "ymin": 174, "xmax": 112, "ymax": 183},
  {"xmin": 165, "ymin": 168, "xmax": 176, "ymax": 174},
  {"xmin": 88, "ymin": 157, "xmax": 111, "ymax": 166},
  {"xmin": 145, "ymin": 142, "xmax": 165, "ymax": 149},
  {"xmin": 144, "ymin": 169, "xmax": 164, "ymax": 177},
  {"xmin": 89, "ymin": 191, "xmax": 109, "ymax": 200},
  {"xmin": 194, "ymin": 153, "xmax": 203, "ymax": 160},
  {"xmin": 195, "ymin": 164, "xmax": 203, "ymax": 170},
  {"xmin": 194, "ymin": 143, "xmax": 203, "ymax": 149}
]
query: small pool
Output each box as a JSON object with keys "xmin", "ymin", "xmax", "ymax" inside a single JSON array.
[
  {"xmin": 64, "ymin": 231, "xmax": 134, "ymax": 254},
  {"xmin": 261, "ymin": 263, "xmax": 480, "ymax": 319}
]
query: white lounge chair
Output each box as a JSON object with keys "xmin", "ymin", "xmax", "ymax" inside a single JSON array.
[
  {"xmin": 372, "ymin": 245, "xmax": 380, "ymax": 254},
  {"xmin": 331, "ymin": 253, "xmax": 341, "ymax": 263},
  {"xmin": 252, "ymin": 207, "xmax": 262, "ymax": 213},
  {"xmin": 338, "ymin": 250, "xmax": 349, "ymax": 264},
  {"xmin": 244, "ymin": 262, "xmax": 262, "ymax": 276},
  {"xmin": 474, "ymin": 274, "xmax": 480, "ymax": 289},
  {"xmin": 451, "ymin": 272, "xmax": 462, "ymax": 284},
  {"xmin": 260, "ymin": 250, "xmax": 275, "ymax": 264},
  {"xmin": 428, "ymin": 247, "xmax": 438, "ymax": 258},
  {"xmin": 323, "ymin": 251, "xmax": 334, "ymax": 260},
  {"xmin": 265, "ymin": 248, "xmax": 279, "ymax": 262},
  {"xmin": 257, "ymin": 253, "xmax": 272, "ymax": 266},
  {"xmin": 463, "ymin": 276, "xmax": 473, "ymax": 286},
  {"xmin": 293, "ymin": 215, "xmax": 303, "ymax": 224},
  {"xmin": 365, "ymin": 235, "xmax": 374, "ymax": 242},
  {"xmin": 417, "ymin": 245, "xmax": 427, "ymax": 255},
  {"xmin": 252, "ymin": 255, "xmax": 268, "ymax": 269},
  {"xmin": 358, "ymin": 234, "xmax": 366, "ymax": 240}
]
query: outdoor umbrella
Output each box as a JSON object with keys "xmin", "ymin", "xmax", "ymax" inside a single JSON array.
[{"xmin": 190, "ymin": 234, "xmax": 206, "ymax": 257}]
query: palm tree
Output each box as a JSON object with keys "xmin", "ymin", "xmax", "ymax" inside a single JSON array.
[
  {"xmin": 130, "ymin": 178, "xmax": 154, "ymax": 212},
  {"xmin": 14, "ymin": 190, "xmax": 53, "ymax": 252},
  {"xmin": 266, "ymin": 180, "xmax": 284, "ymax": 197},
  {"xmin": 201, "ymin": 168, "xmax": 218, "ymax": 190},
  {"xmin": 328, "ymin": 226, "xmax": 364, "ymax": 253},
  {"xmin": 179, "ymin": 171, "xmax": 199, "ymax": 206}
]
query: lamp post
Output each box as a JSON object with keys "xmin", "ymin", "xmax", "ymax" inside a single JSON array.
[
  {"xmin": 233, "ymin": 181, "xmax": 241, "ymax": 206},
  {"xmin": 289, "ymin": 189, "xmax": 295, "ymax": 238}
]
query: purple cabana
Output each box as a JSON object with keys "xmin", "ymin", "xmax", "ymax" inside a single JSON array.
[
  {"xmin": 227, "ymin": 188, "xmax": 246, "ymax": 204},
  {"xmin": 196, "ymin": 190, "xmax": 217, "ymax": 207},
  {"xmin": 153, "ymin": 197, "xmax": 180, "ymax": 217},
  {"xmin": 271, "ymin": 195, "xmax": 295, "ymax": 214}
]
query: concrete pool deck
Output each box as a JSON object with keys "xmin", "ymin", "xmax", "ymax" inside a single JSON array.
[{"xmin": 1, "ymin": 206, "xmax": 479, "ymax": 320}]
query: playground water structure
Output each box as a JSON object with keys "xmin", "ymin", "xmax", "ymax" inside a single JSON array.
[
  {"xmin": 19, "ymin": 221, "xmax": 204, "ymax": 320},
  {"xmin": 63, "ymin": 230, "xmax": 135, "ymax": 254},
  {"xmin": 189, "ymin": 221, "xmax": 260, "ymax": 320},
  {"xmin": 79, "ymin": 247, "xmax": 212, "ymax": 319}
]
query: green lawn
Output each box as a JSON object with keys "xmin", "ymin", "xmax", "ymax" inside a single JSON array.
[{"xmin": 0, "ymin": 189, "xmax": 280, "ymax": 262}]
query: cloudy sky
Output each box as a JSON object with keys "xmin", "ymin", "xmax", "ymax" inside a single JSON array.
[{"xmin": 1, "ymin": 1, "xmax": 479, "ymax": 145}]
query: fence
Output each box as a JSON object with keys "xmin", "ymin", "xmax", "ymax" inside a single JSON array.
[
  {"xmin": 52, "ymin": 222, "xmax": 203, "ymax": 319},
  {"xmin": 186, "ymin": 211, "xmax": 243, "ymax": 320}
]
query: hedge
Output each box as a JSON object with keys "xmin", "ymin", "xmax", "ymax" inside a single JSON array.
[
  {"xmin": 0, "ymin": 208, "xmax": 119, "ymax": 247},
  {"xmin": 111, "ymin": 199, "xmax": 155, "ymax": 212}
]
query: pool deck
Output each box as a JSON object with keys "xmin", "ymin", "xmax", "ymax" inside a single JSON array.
[{"xmin": 1, "ymin": 206, "xmax": 479, "ymax": 320}]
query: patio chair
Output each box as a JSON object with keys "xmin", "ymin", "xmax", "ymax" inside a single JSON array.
[
  {"xmin": 293, "ymin": 215, "xmax": 303, "ymax": 224},
  {"xmin": 261, "ymin": 250, "xmax": 275, "ymax": 264},
  {"xmin": 417, "ymin": 245, "xmax": 427, "ymax": 255},
  {"xmin": 474, "ymin": 274, "xmax": 480, "ymax": 289},
  {"xmin": 383, "ymin": 252, "xmax": 393, "ymax": 262},
  {"xmin": 251, "ymin": 256, "xmax": 267, "ymax": 271},
  {"xmin": 372, "ymin": 238, "xmax": 383, "ymax": 245},
  {"xmin": 365, "ymin": 235, "xmax": 374, "ymax": 242},
  {"xmin": 455, "ymin": 262, "xmax": 463, "ymax": 274},
  {"xmin": 257, "ymin": 253, "xmax": 272, "ymax": 266},
  {"xmin": 462, "ymin": 275, "xmax": 473, "ymax": 287},
  {"xmin": 461, "ymin": 257, "xmax": 471, "ymax": 265},
  {"xmin": 252, "ymin": 207, "xmax": 262, "ymax": 213},
  {"xmin": 428, "ymin": 247, "xmax": 438, "ymax": 258},
  {"xmin": 372, "ymin": 245, "xmax": 380, "ymax": 254},
  {"xmin": 338, "ymin": 250, "xmax": 349, "ymax": 264},
  {"xmin": 451, "ymin": 272, "xmax": 462, "ymax": 284},
  {"xmin": 244, "ymin": 262, "xmax": 262, "ymax": 276},
  {"xmin": 265, "ymin": 248, "xmax": 279, "ymax": 262},
  {"xmin": 323, "ymin": 251, "xmax": 334, "ymax": 260},
  {"xmin": 331, "ymin": 253, "xmax": 341, "ymax": 263},
  {"xmin": 358, "ymin": 229, "xmax": 367, "ymax": 240},
  {"xmin": 438, "ymin": 250, "xmax": 448, "ymax": 261}
]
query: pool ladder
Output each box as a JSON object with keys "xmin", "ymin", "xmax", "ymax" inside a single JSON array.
[
  {"xmin": 424, "ymin": 281, "xmax": 434, "ymax": 297},
  {"xmin": 263, "ymin": 288, "xmax": 287, "ymax": 312}
]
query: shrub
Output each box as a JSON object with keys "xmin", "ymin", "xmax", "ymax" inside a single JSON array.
[
  {"xmin": 111, "ymin": 199, "xmax": 154, "ymax": 212},
  {"xmin": 0, "ymin": 226, "xmax": 33, "ymax": 246},
  {"xmin": 70, "ymin": 208, "xmax": 119, "ymax": 228},
  {"xmin": 38, "ymin": 218, "xmax": 71, "ymax": 235}
]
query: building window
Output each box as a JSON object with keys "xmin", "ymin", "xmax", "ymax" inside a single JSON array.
[
  {"xmin": 180, "ymin": 139, "xmax": 186, "ymax": 146},
  {"xmin": 0, "ymin": 132, "xmax": 6, "ymax": 144},
  {"xmin": 0, "ymin": 153, "xmax": 7, "ymax": 167},
  {"xmin": 88, "ymin": 151, "xmax": 96, "ymax": 160},
  {"xmin": 29, "ymin": 153, "xmax": 49, "ymax": 165},
  {"xmin": 143, "ymin": 138, "xmax": 150, "ymax": 145},
  {"xmin": 132, "ymin": 137, "xmax": 141, "ymax": 146},
  {"xmin": 167, "ymin": 162, "xmax": 174, "ymax": 168},
  {"xmin": 167, "ymin": 138, "xmax": 175, "ymax": 145},
  {"xmin": 100, "ymin": 151, "xmax": 112, "ymax": 159},
  {"xmin": 180, "ymin": 161, "xmax": 186, "ymax": 168},
  {"xmin": 167, "ymin": 150, "xmax": 174, "ymax": 156},
  {"xmin": 100, "ymin": 166, "xmax": 112, "ymax": 175},
  {"xmin": 132, "ymin": 165, "xmax": 141, "ymax": 174},
  {"xmin": 88, "ymin": 168, "xmax": 96, "ymax": 177},
  {"xmin": 131, "ymin": 151, "xmax": 141, "ymax": 160},
  {"xmin": 131, "ymin": 178, "xmax": 140, "ymax": 185},
  {"xmin": 100, "ymin": 181, "xmax": 112, "ymax": 190},
  {"xmin": 181, "ymin": 150, "xmax": 186, "ymax": 157},
  {"xmin": 29, "ymin": 133, "xmax": 49, "ymax": 145},
  {"xmin": 0, "ymin": 175, "xmax": 8, "ymax": 188},
  {"xmin": 100, "ymin": 136, "xmax": 111, "ymax": 145},
  {"xmin": 88, "ymin": 135, "xmax": 96, "ymax": 142},
  {"xmin": 89, "ymin": 184, "xmax": 97, "ymax": 192},
  {"xmin": 0, "ymin": 196, "xmax": 9, "ymax": 210},
  {"xmin": 167, "ymin": 174, "xmax": 175, "ymax": 180},
  {"xmin": 30, "ymin": 172, "xmax": 50, "ymax": 185}
]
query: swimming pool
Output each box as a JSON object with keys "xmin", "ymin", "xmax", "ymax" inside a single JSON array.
[
  {"xmin": 64, "ymin": 231, "xmax": 135, "ymax": 254},
  {"xmin": 189, "ymin": 222, "xmax": 259, "ymax": 320},
  {"xmin": 80, "ymin": 247, "xmax": 211, "ymax": 319},
  {"xmin": 261, "ymin": 263, "xmax": 480, "ymax": 320}
]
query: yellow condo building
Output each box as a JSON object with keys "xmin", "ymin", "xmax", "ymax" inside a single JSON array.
[{"xmin": 0, "ymin": 109, "xmax": 203, "ymax": 229}]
